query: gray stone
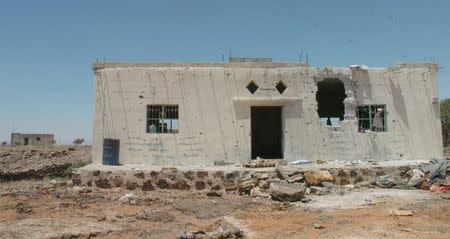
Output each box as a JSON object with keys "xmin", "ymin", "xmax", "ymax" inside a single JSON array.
[
  {"xmin": 269, "ymin": 181, "xmax": 306, "ymax": 202},
  {"xmin": 287, "ymin": 173, "xmax": 304, "ymax": 183}
]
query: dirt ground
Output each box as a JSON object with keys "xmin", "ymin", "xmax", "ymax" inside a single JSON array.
[
  {"xmin": 0, "ymin": 146, "xmax": 449, "ymax": 239},
  {"xmin": 0, "ymin": 178, "xmax": 449, "ymax": 239}
]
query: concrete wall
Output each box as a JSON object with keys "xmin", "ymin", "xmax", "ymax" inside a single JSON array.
[
  {"xmin": 92, "ymin": 62, "xmax": 443, "ymax": 165},
  {"xmin": 11, "ymin": 133, "xmax": 55, "ymax": 146}
]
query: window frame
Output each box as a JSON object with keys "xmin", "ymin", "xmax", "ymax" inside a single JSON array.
[
  {"xmin": 357, "ymin": 104, "xmax": 387, "ymax": 132},
  {"xmin": 146, "ymin": 105, "xmax": 179, "ymax": 134}
]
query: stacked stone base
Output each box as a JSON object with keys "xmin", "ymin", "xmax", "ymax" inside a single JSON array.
[{"xmin": 72, "ymin": 165, "xmax": 418, "ymax": 192}]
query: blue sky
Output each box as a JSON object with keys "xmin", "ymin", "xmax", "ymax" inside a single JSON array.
[{"xmin": 1, "ymin": 0, "xmax": 449, "ymax": 144}]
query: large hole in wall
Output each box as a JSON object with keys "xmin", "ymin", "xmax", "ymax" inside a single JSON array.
[{"xmin": 316, "ymin": 78, "xmax": 346, "ymax": 125}]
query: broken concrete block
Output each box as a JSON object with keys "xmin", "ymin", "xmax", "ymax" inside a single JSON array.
[
  {"xmin": 304, "ymin": 170, "xmax": 334, "ymax": 186},
  {"xmin": 269, "ymin": 181, "xmax": 306, "ymax": 202}
]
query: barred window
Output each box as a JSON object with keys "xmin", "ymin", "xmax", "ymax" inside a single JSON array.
[
  {"xmin": 146, "ymin": 105, "xmax": 179, "ymax": 133},
  {"xmin": 357, "ymin": 105, "xmax": 387, "ymax": 132}
]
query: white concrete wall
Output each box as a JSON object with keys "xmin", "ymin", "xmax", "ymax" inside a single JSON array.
[{"xmin": 92, "ymin": 63, "xmax": 443, "ymax": 165}]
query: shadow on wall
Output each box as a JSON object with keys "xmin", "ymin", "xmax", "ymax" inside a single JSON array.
[
  {"xmin": 388, "ymin": 78, "xmax": 409, "ymax": 128},
  {"xmin": 353, "ymin": 69, "xmax": 372, "ymax": 102}
]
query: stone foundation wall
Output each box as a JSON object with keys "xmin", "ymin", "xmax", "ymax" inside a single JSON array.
[{"xmin": 72, "ymin": 165, "xmax": 418, "ymax": 192}]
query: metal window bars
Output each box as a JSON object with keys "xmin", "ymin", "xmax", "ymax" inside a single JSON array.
[
  {"xmin": 146, "ymin": 105, "xmax": 179, "ymax": 133},
  {"xmin": 356, "ymin": 104, "xmax": 387, "ymax": 132}
]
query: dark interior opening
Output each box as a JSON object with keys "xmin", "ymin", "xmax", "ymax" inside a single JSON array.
[
  {"xmin": 251, "ymin": 106, "xmax": 283, "ymax": 159},
  {"xmin": 316, "ymin": 78, "xmax": 346, "ymax": 124}
]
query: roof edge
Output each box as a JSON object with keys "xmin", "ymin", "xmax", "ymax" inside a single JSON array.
[{"xmin": 92, "ymin": 62, "xmax": 310, "ymax": 71}]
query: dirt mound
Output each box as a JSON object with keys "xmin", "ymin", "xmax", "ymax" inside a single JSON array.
[{"xmin": 0, "ymin": 145, "xmax": 91, "ymax": 181}]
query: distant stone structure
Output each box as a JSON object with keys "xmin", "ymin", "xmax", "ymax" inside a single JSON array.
[{"xmin": 11, "ymin": 133, "xmax": 55, "ymax": 146}]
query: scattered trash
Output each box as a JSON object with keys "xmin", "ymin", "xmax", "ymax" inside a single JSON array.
[
  {"xmin": 407, "ymin": 169, "xmax": 425, "ymax": 187},
  {"xmin": 389, "ymin": 209, "xmax": 414, "ymax": 216},
  {"xmin": 430, "ymin": 185, "xmax": 449, "ymax": 192},
  {"xmin": 421, "ymin": 158, "xmax": 450, "ymax": 180}
]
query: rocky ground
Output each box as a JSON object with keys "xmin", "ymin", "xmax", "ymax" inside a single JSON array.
[
  {"xmin": 0, "ymin": 145, "xmax": 91, "ymax": 180},
  {"xmin": 0, "ymin": 179, "xmax": 449, "ymax": 239},
  {"xmin": 0, "ymin": 146, "xmax": 449, "ymax": 239}
]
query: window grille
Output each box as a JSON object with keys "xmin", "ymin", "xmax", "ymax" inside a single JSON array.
[
  {"xmin": 357, "ymin": 105, "xmax": 387, "ymax": 132},
  {"xmin": 146, "ymin": 105, "xmax": 179, "ymax": 133}
]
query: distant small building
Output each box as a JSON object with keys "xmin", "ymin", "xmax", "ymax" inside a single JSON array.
[{"xmin": 10, "ymin": 133, "xmax": 55, "ymax": 146}]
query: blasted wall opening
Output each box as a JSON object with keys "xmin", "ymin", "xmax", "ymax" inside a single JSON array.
[{"xmin": 316, "ymin": 78, "xmax": 346, "ymax": 125}]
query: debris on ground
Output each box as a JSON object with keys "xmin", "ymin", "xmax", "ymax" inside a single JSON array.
[
  {"xmin": 313, "ymin": 223, "xmax": 325, "ymax": 229},
  {"xmin": 118, "ymin": 192, "xmax": 139, "ymax": 205},
  {"xmin": 407, "ymin": 169, "xmax": 425, "ymax": 187},
  {"xmin": 177, "ymin": 225, "xmax": 243, "ymax": 239},
  {"xmin": 303, "ymin": 170, "xmax": 334, "ymax": 186},
  {"xmin": 269, "ymin": 181, "xmax": 306, "ymax": 202},
  {"xmin": 388, "ymin": 209, "xmax": 414, "ymax": 216},
  {"xmin": 275, "ymin": 161, "xmax": 289, "ymax": 180},
  {"xmin": 374, "ymin": 175, "xmax": 395, "ymax": 188},
  {"xmin": 0, "ymin": 145, "xmax": 90, "ymax": 180},
  {"xmin": 429, "ymin": 185, "xmax": 449, "ymax": 192},
  {"xmin": 421, "ymin": 158, "xmax": 450, "ymax": 180},
  {"xmin": 242, "ymin": 157, "xmax": 277, "ymax": 168},
  {"xmin": 288, "ymin": 159, "xmax": 311, "ymax": 165}
]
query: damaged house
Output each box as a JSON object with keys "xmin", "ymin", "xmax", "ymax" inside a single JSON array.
[{"xmin": 92, "ymin": 59, "xmax": 443, "ymax": 165}]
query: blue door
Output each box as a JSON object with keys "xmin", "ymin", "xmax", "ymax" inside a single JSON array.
[{"xmin": 102, "ymin": 139, "xmax": 120, "ymax": 165}]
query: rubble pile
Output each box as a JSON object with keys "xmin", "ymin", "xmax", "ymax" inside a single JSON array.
[{"xmin": 0, "ymin": 146, "xmax": 91, "ymax": 181}]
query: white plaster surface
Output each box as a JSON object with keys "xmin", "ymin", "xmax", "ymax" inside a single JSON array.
[{"xmin": 92, "ymin": 62, "xmax": 443, "ymax": 165}]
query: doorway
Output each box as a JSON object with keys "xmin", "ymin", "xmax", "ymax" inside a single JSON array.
[
  {"xmin": 251, "ymin": 106, "xmax": 283, "ymax": 159},
  {"xmin": 24, "ymin": 138, "xmax": 29, "ymax": 145}
]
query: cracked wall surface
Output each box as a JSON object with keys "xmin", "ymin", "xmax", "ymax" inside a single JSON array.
[{"xmin": 92, "ymin": 63, "xmax": 443, "ymax": 165}]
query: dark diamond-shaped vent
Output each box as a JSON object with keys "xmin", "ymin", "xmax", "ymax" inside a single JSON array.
[
  {"xmin": 246, "ymin": 81, "xmax": 259, "ymax": 94},
  {"xmin": 276, "ymin": 81, "xmax": 287, "ymax": 94}
]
